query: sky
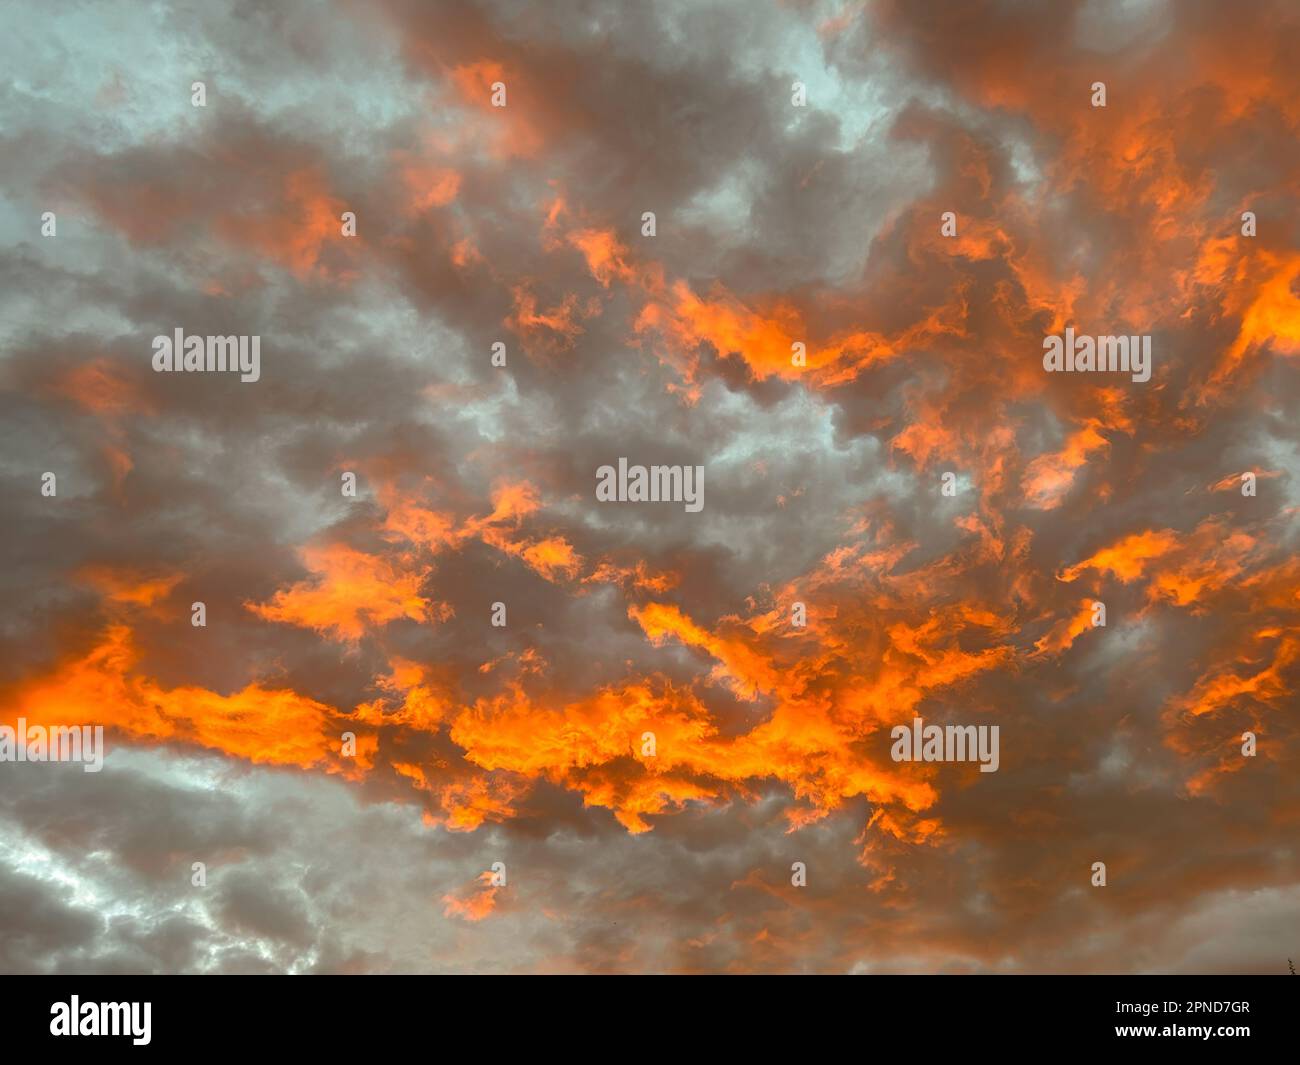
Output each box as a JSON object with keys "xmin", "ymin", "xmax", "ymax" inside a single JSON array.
[{"xmin": 0, "ymin": 0, "xmax": 1297, "ymax": 974}]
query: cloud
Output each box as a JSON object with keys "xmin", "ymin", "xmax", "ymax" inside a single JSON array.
[{"xmin": 0, "ymin": 0, "xmax": 1297, "ymax": 973}]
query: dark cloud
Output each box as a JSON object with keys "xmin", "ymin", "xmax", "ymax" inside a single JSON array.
[{"xmin": 0, "ymin": 0, "xmax": 1296, "ymax": 973}]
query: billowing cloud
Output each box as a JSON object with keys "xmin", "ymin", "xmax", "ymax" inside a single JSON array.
[{"xmin": 0, "ymin": 0, "xmax": 1296, "ymax": 973}]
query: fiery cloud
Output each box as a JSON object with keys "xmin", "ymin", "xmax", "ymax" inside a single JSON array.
[{"xmin": 0, "ymin": 0, "xmax": 1297, "ymax": 975}]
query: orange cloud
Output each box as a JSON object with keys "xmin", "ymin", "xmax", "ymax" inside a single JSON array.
[
  {"xmin": 247, "ymin": 543, "xmax": 437, "ymax": 641},
  {"xmin": 442, "ymin": 870, "xmax": 503, "ymax": 921},
  {"xmin": 4, "ymin": 624, "xmax": 372, "ymax": 775},
  {"xmin": 1058, "ymin": 529, "xmax": 1180, "ymax": 584}
]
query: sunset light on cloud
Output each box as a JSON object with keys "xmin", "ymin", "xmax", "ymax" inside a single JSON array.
[{"xmin": 0, "ymin": 0, "xmax": 1297, "ymax": 981}]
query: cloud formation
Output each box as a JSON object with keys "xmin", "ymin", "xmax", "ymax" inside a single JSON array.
[{"xmin": 0, "ymin": 0, "xmax": 1296, "ymax": 973}]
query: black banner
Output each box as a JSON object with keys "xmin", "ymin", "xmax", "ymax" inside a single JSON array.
[{"xmin": 2, "ymin": 975, "xmax": 1292, "ymax": 1053}]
